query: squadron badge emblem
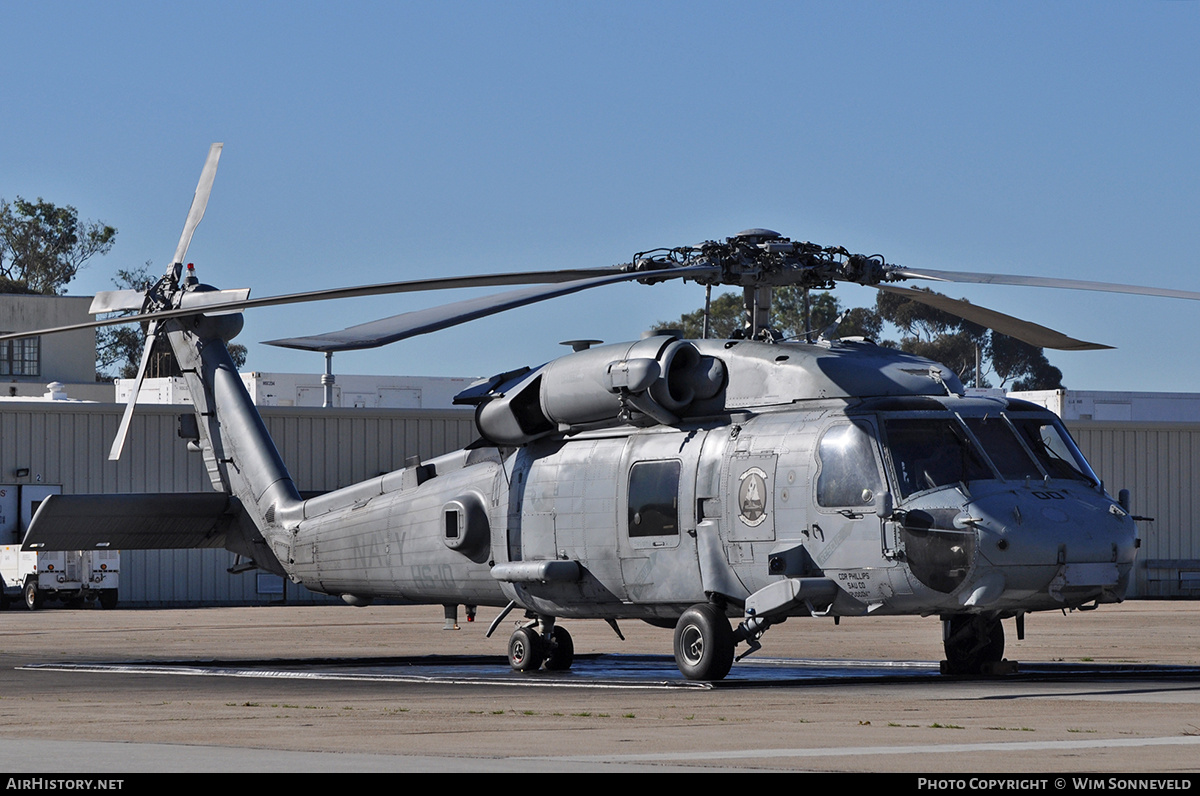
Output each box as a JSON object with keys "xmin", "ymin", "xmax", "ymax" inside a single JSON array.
[{"xmin": 737, "ymin": 467, "xmax": 769, "ymax": 526}]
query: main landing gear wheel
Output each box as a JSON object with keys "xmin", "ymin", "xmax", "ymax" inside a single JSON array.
[
  {"xmin": 508, "ymin": 626, "xmax": 545, "ymax": 672},
  {"xmin": 673, "ymin": 603, "xmax": 735, "ymax": 681},
  {"xmin": 543, "ymin": 626, "xmax": 575, "ymax": 671},
  {"xmin": 942, "ymin": 614, "xmax": 1005, "ymax": 675}
]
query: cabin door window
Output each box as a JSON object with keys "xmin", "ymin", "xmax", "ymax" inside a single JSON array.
[{"xmin": 628, "ymin": 460, "xmax": 681, "ymax": 539}]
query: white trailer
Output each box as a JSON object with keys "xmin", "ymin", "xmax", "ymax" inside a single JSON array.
[
  {"xmin": 1010, "ymin": 389, "xmax": 1200, "ymax": 422},
  {"xmin": 0, "ymin": 484, "xmax": 119, "ymax": 610},
  {"xmin": 0, "ymin": 545, "xmax": 119, "ymax": 610}
]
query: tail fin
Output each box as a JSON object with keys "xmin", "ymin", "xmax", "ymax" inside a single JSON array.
[{"xmin": 161, "ymin": 307, "xmax": 302, "ymax": 566}]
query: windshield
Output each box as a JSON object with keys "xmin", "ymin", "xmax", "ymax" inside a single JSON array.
[
  {"xmin": 879, "ymin": 409, "xmax": 1100, "ymax": 497},
  {"xmin": 883, "ymin": 418, "xmax": 992, "ymax": 497},
  {"xmin": 1009, "ymin": 416, "xmax": 1099, "ymax": 484},
  {"xmin": 961, "ymin": 415, "xmax": 1042, "ymax": 481}
]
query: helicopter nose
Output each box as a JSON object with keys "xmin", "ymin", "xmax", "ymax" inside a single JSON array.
[{"xmin": 963, "ymin": 488, "xmax": 1137, "ymax": 608}]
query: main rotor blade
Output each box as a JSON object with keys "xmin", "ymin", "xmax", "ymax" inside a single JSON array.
[
  {"xmin": 109, "ymin": 321, "xmax": 158, "ymax": 461},
  {"xmin": 172, "ymin": 143, "xmax": 223, "ymax": 268},
  {"xmin": 229, "ymin": 267, "xmax": 634, "ymax": 309},
  {"xmin": 0, "ymin": 268, "xmax": 634, "ymax": 343},
  {"xmin": 265, "ymin": 266, "xmax": 718, "ymax": 352},
  {"xmin": 875, "ymin": 285, "xmax": 1112, "ymax": 351},
  {"xmin": 891, "ymin": 267, "xmax": 1200, "ymax": 302}
]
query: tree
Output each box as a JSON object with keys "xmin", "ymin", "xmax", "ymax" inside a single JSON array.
[
  {"xmin": 655, "ymin": 286, "xmax": 1064, "ymax": 391},
  {"xmin": 988, "ymin": 333, "xmax": 1063, "ymax": 391},
  {"xmin": 771, "ymin": 287, "xmax": 883, "ymax": 341},
  {"xmin": 874, "ymin": 287, "xmax": 990, "ymax": 386},
  {"xmin": 655, "ymin": 287, "xmax": 880, "ymax": 342},
  {"xmin": 873, "ymin": 288, "xmax": 1063, "ymax": 390},
  {"xmin": 0, "ymin": 197, "xmax": 117, "ymax": 295},
  {"xmin": 655, "ymin": 291, "xmax": 745, "ymax": 339},
  {"xmin": 95, "ymin": 263, "xmax": 248, "ymax": 380},
  {"xmin": 95, "ymin": 264, "xmax": 154, "ymax": 380}
]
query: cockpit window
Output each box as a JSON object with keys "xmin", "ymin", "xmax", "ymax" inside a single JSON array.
[
  {"xmin": 883, "ymin": 418, "xmax": 992, "ymax": 497},
  {"xmin": 816, "ymin": 423, "xmax": 883, "ymax": 507},
  {"xmin": 1009, "ymin": 417, "xmax": 1099, "ymax": 484},
  {"xmin": 962, "ymin": 416, "xmax": 1042, "ymax": 480}
]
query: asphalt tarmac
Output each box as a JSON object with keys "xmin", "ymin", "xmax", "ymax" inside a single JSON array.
[{"xmin": 1, "ymin": 601, "xmax": 1199, "ymax": 773}]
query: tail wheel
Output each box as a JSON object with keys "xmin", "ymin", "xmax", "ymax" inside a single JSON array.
[
  {"xmin": 543, "ymin": 626, "xmax": 575, "ymax": 671},
  {"xmin": 508, "ymin": 626, "xmax": 545, "ymax": 672},
  {"xmin": 943, "ymin": 614, "xmax": 1005, "ymax": 675},
  {"xmin": 673, "ymin": 603, "xmax": 735, "ymax": 681}
]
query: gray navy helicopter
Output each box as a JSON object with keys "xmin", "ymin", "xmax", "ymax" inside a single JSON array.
[{"xmin": 10, "ymin": 144, "xmax": 1200, "ymax": 679}]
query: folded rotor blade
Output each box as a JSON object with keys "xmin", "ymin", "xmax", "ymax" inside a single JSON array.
[
  {"xmin": 891, "ymin": 267, "xmax": 1200, "ymax": 302},
  {"xmin": 109, "ymin": 321, "xmax": 158, "ymax": 461},
  {"xmin": 172, "ymin": 143, "xmax": 223, "ymax": 267},
  {"xmin": 265, "ymin": 265, "xmax": 718, "ymax": 352},
  {"xmin": 875, "ymin": 285, "xmax": 1112, "ymax": 351}
]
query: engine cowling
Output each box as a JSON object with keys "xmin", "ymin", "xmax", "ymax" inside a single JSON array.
[{"xmin": 473, "ymin": 335, "xmax": 725, "ymax": 445}]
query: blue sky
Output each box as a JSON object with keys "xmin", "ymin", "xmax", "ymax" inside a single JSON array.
[{"xmin": 2, "ymin": 2, "xmax": 1198, "ymax": 391}]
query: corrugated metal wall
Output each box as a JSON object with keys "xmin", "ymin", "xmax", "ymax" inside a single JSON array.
[
  {"xmin": 1, "ymin": 402, "xmax": 477, "ymax": 606},
  {"xmin": 1068, "ymin": 421, "xmax": 1200, "ymax": 598}
]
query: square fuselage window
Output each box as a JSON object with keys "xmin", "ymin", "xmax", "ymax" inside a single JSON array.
[{"xmin": 628, "ymin": 459, "xmax": 680, "ymax": 538}]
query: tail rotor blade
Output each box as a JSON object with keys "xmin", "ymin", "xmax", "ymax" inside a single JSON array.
[
  {"xmin": 108, "ymin": 322, "xmax": 158, "ymax": 461},
  {"xmin": 171, "ymin": 143, "xmax": 223, "ymax": 268},
  {"xmin": 89, "ymin": 290, "xmax": 147, "ymax": 314}
]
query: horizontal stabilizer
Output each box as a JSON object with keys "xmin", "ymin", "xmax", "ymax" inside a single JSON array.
[{"xmin": 23, "ymin": 493, "xmax": 240, "ymax": 551}]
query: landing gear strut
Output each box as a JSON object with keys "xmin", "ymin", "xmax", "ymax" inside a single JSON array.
[
  {"xmin": 942, "ymin": 614, "xmax": 1006, "ymax": 675},
  {"xmin": 507, "ymin": 616, "xmax": 574, "ymax": 673},
  {"xmin": 673, "ymin": 603, "xmax": 735, "ymax": 681}
]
